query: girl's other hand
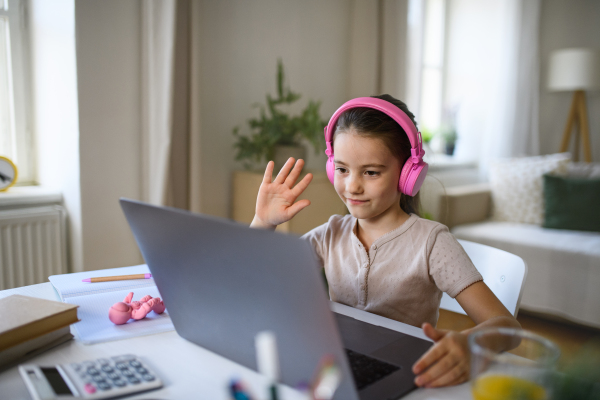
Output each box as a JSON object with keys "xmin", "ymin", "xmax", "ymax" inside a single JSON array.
[
  {"xmin": 251, "ymin": 158, "xmax": 313, "ymax": 229},
  {"xmin": 412, "ymin": 323, "xmax": 470, "ymax": 388}
]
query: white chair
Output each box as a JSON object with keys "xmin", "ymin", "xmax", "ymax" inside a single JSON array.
[{"xmin": 439, "ymin": 239, "xmax": 528, "ymax": 317}]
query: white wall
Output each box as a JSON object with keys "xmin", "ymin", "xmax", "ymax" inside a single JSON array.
[
  {"xmin": 196, "ymin": 0, "xmax": 353, "ymax": 218},
  {"xmin": 539, "ymin": 0, "xmax": 600, "ymax": 160},
  {"xmin": 74, "ymin": 0, "xmax": 144, "ymax": 271}
]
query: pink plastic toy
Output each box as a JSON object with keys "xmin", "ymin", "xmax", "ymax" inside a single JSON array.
[{"xmin": 108, "ymin": 292, "xmax": 165, "ymax": 325}]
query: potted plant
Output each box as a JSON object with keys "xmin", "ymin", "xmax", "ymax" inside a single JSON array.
[
  {"xmin": 439, "ymin": 107, "xmax": 458, "ymax": 156},
  {"xmin": 233, "ymin": 60, "xmax": 326, "ymax": 170},
  {"xmin": 441, "ymin": 127, "xmax": 458, "ymax": 156}
]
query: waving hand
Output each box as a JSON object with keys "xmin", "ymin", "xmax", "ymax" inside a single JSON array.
[{"xmin": 251, "ymin": 158, "xmax": 313, "ymax": 229}]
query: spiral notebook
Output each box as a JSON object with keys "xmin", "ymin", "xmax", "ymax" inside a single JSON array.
[{"xmin": 49, "ymin": 264, "xmax": 174, "ymax": 344}]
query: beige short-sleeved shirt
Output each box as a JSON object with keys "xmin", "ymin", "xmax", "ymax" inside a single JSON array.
[{"xmin": 301, "ymin": 214, "xmax": 483, "ymax": 327}]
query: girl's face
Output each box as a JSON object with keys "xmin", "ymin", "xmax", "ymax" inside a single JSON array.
[{"xmin": 333, "ymin": 131, "xmax": 404, "ymax": 223}]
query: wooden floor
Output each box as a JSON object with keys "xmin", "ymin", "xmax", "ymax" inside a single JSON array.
[{"xmin": 437, "ymin": 309, "xmax": 600, "ymax": 369}]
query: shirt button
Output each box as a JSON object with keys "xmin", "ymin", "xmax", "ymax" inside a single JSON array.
[{"xmin": 372, "ymin": 245, "xmax": 377, "ymax": 250}]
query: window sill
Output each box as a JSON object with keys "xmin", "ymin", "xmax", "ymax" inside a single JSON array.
[
  {"xmin": 424, "ymin": 153, "xmax": 477, "ymax": 172},
  {"xmin": 0, "ymin": 186, "xmax": 63, "ymax": 208}
]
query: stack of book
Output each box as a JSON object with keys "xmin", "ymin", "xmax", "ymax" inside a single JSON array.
[{"xmin": 0, "ymin": 295, "xmax": 79, "ymax": 369}]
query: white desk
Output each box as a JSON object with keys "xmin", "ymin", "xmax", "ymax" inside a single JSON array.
[{"xmin": 0, "ymin": 283, "xmax": 473, "ymax": 399}]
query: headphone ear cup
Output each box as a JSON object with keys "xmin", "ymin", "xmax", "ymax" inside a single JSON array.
[
  {"xmin": 326, "ymin": 157, "xmax": 335, "ymax": 185},
  {"xmin": 399, "ymin": 160, "xmax": 429, "ymax": 196}
]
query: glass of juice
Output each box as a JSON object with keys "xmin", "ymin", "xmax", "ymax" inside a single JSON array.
[{"xmin": 469, "ymin": 328, "xmax": 560, "ymax": 400}]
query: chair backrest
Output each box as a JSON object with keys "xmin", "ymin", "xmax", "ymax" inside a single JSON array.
[{"xmin": 439, "ymin": 239, "xmax": 528, "ymax": 317}]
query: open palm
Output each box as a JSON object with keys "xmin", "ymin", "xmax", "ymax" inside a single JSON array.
[{"xmin": 253, "ymin": 158, "xmax": 313, "ymax": 229}]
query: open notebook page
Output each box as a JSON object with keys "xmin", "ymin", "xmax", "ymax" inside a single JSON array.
[
  {"xmin": 49, "ymin": 265, "xmax": 156, "ymax": 299},
  {"xmin": 49, "ymin": 264, "xmax": 174, "ymax": 344},
  {"xmin": 64, "ymin": 287, "xmax": 174, "ymax": 344}
]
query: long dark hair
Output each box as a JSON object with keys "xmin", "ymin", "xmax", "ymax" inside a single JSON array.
[{"xmin": 333, "ymin": 94, "xmax": 422, "ymax": 216}]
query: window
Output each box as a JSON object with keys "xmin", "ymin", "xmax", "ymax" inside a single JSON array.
[
  {"xmin": 0, "ymin": 0, "xmax": 34, "ymax": 184},
  {"xmin": 419, "ymin": 0, "xmax": 446, "ymax": 135},
  {"xmin": 408, "ymin": 0, "xmax": 452, "ymax": 158}
]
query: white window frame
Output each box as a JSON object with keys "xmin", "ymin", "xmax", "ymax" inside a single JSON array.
[
  {"xmin": 0, "ymin": 0, "xmax": 35, "ymax": 185},
  {"xmin": 419, "ymin": 0, "xmax": 447, "ymax": 139}
]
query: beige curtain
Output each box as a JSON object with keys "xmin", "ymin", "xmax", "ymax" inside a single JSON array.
[{"xmin": 141, "ymin": 0, "xmax": 202, "ymax": 212}]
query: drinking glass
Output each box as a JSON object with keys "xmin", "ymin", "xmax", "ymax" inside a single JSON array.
[{"xmin": 469, "ymin": 328, "xmax": 560, "ymax": 400}]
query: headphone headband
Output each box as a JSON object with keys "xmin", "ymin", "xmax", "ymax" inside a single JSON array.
[{"xmin": 324, "ymin": 97, "xmax": 423, "ymax": 162}]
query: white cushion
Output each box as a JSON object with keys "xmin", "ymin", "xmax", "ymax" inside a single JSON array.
[
  {"xmin": 489, "ymin": 153, "xmax": 570, "ymax": 225},
  {"xmin": 452, "ymin": 222, "xmax": 600, "ymax": 328},
  {"xmin": 567, "ymin": 162, "xmax": 600, "ymax": 178}
]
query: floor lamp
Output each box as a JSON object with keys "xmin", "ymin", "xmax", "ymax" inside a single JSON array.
[{"xmin": 548, "ymin": 48, "xmax": 600, "ymax": 162}]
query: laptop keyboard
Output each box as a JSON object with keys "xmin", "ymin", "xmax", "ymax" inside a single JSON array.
[{"xmin": 344, "ymin": 349, "xmax": 400, "ymax": 390}]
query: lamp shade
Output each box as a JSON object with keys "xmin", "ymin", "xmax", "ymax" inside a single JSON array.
[{"xmin": 548, "ymin": 48, "xmax": 600, "ymax": 91}]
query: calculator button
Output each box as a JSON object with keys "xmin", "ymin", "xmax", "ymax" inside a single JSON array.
[
  {"xmin": 101, "ymin": 365, "xmax": 114, "ymax": 373},
  {"xmin": 107, "ymin": 372, "xmax": 119, "ymax": 380},
  {"xmin": 129, "ymin": 360, "xmax": 142, "ymax": 368},
  {"xmin": 135, "ymin": 367, "xmax": 148, "ymax": 375},
  {"xmin": 142, "ymin": 374, "xmax": 155, "ymax": 382},
  {"xmin": 98, "ymin": 381, "xmax": 112, "ymax": 391},
  {"xmin": 128, "ymin": 376, "xmax": 141, "ymax": 384},
  {"xmin": 96, "ymin": 358, "xmax": 110, "ymax": 365},
  {"xmin": 87, "ymin": 367, "xmax": 100, "ymax": 375},
  {"xmin": 92, "ymin": 375, "xmax": 105, "ymax": 383},
  {"xmin": 116, "ymin": 362, "xmax": 129, "ymax": 370},
  {"xmin": 70, "ymin": 363, "xmax": 82, "ymax": 371},
  {"xmin": 84, "ymin": 383, "xmax": 96, "ymax": 394},
  {"xmin": 113, "ymin": 379, "xmax": 127, "ymax": 387},
  {"xmin": 83, "ymin": 361, "xmax": 96, "ymax": 368},
  {"xmin": 121, "ymin": 369, "xmax": 134, "ymax": 378}
]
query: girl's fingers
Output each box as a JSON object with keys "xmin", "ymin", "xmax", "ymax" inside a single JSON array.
[
  {"xmin": 423, "ymin": 362, "xmax": 467, "ymax": 388},
  {"xmin": 262, "ymin": 161, "xmax": 274, "ymax": 184},
  {"xmin": 441, "ymin": 370, "xmax": 469, "ymax": 387},
  {"xmin": 291, "ymin": 173, "xmax": 313, "ymax": 197},
  {"xmin": 413, "ymin": 342, "xmax": 448, "ymax": 375},
  {"xmin": 274, "ymin": 157, "xmax": 295, "ymax": 184},
  {"xmin": 423, "ymin": 323, "xmax": 447, "ymax": 342},
  {"xmin": 415, "ymin": 352, "xmax": 460, "ymax": 387},
  {"xmin": 284, "ymin": 159, "xmax": 305, "ymax": 188},
  {"xmin": 286, "ymin": 199, "xmax": 311, "ymax": 218}
]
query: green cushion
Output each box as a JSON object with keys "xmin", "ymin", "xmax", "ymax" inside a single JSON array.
[{"xmin": 543, "ymin": 174, "xmax": 600, "ymax": 232}]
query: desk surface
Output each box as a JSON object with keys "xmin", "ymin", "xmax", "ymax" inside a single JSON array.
[{"xmin": 0, "ymin": 283, "xmax": 473, "ymax": 399}]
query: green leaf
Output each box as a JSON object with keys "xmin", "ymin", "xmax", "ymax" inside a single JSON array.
[{"xmin": 277, "ymin": 58, "xmax": 284, "ymax": 99}]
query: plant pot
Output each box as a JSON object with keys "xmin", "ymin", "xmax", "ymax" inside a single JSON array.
[
  {"xmin": 273, "ymin": 145, "xmax": 306, "ymax": 172},
  {"xmin": 444, "ymin": 143, "xmax": 455, "ymax": 156}
]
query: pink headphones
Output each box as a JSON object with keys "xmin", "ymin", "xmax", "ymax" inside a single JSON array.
[{"xmin": 324, "ymin": 97, "xmax": 429, "ymax": 196}]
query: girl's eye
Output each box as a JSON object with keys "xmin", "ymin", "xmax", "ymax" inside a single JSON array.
[
  {"xmin": 365, "ymin": 170, "xmax": 380, "ymax": 176},
  {"xmin": 335, "ymin": 167, "xmax": 347, "ymax": 173}
]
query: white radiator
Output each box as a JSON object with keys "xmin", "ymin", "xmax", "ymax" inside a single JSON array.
[{"xmin": 0, "ymin": 206, "xmax": 67, "ymax": 290}]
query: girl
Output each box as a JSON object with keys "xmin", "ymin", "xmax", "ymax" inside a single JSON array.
[{"xmin": 250, "ymin": 94, "xmax": 521, "ymax": 388}]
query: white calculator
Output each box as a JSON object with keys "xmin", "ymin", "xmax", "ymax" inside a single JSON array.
[{"xmin": 19, "ymin": 354, "xmax": 163, "ymax": 399}]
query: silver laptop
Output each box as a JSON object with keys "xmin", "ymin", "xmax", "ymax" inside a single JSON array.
[{"xmin": 120, "ymin": 199, "xmax": 432, "ymax": 400}]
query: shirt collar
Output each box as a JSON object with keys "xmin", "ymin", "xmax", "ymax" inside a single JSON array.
[{"xmin": 351, "ymin": 213, "xmax": 419, "ymax": 247}]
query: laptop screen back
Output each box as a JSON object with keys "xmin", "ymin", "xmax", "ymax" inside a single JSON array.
[{"xmin": 120, "ymin": 199, "xmax": 358, "ymax": 400}]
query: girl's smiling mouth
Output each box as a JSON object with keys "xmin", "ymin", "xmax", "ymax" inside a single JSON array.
[{"xmin": 347, "ymin": 198, "xmax": 369, "ymax": 205}]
